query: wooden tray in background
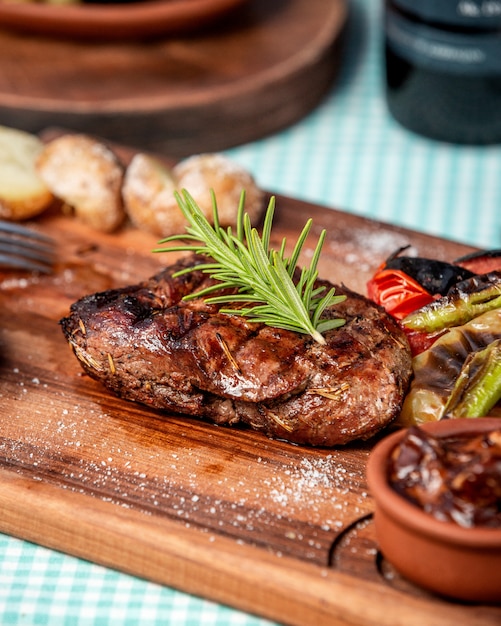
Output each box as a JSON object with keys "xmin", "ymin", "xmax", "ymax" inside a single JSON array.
[
  {"xmin": 0, "ymin": 140, "xmax": 499, "ymax": 625},
  {"xmin": 0, "ymin": 0, "xmax": 249, "ymax": 40},
  {"xmin": 0, "ymin": 0, "xmax": 347, "ymax": 157}
]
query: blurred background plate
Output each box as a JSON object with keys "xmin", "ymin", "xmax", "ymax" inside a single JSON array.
[
  {"xmin": 0, "ymin": 0, "xmax": 248, "ymax": 40},
  {"xmin": 0, "ymin": 0, "xmax": 348, "ymax": 157}
]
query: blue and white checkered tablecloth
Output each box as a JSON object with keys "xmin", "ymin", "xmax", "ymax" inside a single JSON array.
[
  {"xmin": 1, "ymin": 0, "xmax": 500, "ymax": 625},
  {"xmin": 226, "ymin": 2, "xmax": 500, "ymax": 252}
]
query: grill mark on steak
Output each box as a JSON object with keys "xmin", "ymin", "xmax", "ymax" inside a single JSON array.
[{"xmin": 60, "ymin": 253, "xmax": 412, "ymax": 446}]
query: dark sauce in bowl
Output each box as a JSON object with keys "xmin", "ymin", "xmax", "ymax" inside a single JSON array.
[{"xmin": 388, "ymin": 425, "xmax": 501, "ymax": 528}]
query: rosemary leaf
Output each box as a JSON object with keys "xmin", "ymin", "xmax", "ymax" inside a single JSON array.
[
  {"xmin": 260, "ymin": 197, "xmax": 274, "ymax": 257},
  {"xmin": 287, "ymin": 219, "xmax": 313, "ymax": 277},
  {"xmin": 154, "ymin": 190, "xmax": 346, "ymax": 343}
]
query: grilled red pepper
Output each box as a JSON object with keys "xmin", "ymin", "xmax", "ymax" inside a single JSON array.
[
  {"xmin": 367, "ymin": 268, "xmax": 436, "ymax": 320},
  {"xmin": 454, "ymin": 249, "xmax": 501, "ymax": 274},
  {"xmin": 367, "ymin": 248, "xmax": 476, "ymax": 354},
  {"xmin": 367, "ymin": 247, "xmax": 476, "ymax": 321}
]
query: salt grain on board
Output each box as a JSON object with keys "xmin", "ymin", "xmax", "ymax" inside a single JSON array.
[{"xmin": 0, "ymin": 363, "xmax": 372, "ymax": 563}]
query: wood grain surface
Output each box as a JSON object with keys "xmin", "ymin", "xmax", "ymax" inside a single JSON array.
[
  {"xmin": 0, "ymin": 0, "xmax": 347, "ymax": 156},
  {"xmin": 1, "ymin": 143, "xmax": 500, "ymax": 624}
]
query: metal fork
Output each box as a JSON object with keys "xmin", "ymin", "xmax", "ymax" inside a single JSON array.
[{"xmin": 0, "ymin": 220, "xmax": 55, "ymax": 274}]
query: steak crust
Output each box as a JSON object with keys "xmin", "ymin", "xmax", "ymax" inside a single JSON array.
[{"xmin": 60, "ymin": 254, "xmax": 412, "ymax": 446}]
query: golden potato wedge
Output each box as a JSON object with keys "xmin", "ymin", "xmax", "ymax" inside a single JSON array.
[
  {"xmin": 36, "ymin": 134, "xmax": 125, "ymax": 232},
  {"xmin": 0, "ymin": 125, "xmax": 54, "ymax": 221},
  {"xmin": 173, "ymin": 153, "xmax": 264, "ymax": 228},
  {"xmin": 123, "ymin": 152, "xmax": 264, "ymax": 237},
  {"xmin": 122, "ymin": 153, "xmax": 181, "ymax": 236}
]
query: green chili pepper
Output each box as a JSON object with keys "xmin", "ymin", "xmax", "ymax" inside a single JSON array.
[
  {"xmin": 442, "ymin": 339, "xmax": 501, "ymax": 418},
  {"xmin": 402, "ymin": 273, "xmax": 501, "ymax": 333}
]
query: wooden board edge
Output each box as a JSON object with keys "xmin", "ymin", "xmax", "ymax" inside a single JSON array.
[{"xmin": 0, "ymin": 468, "xmax": 496, "ymax": 626}]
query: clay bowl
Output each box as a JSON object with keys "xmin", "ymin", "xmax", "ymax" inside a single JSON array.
[{"xmin": 366, "ymin": 417, "xmax": 501, "ymax": 604}]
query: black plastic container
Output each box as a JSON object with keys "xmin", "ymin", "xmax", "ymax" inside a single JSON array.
[{"xmin": 384, "ymin": 0, "xmax": 501, "ymax": 144}]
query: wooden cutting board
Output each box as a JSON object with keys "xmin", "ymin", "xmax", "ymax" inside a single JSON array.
[
  {"xmin": 0, "ymin": 146, "xmax": 499, "ymax": 625},
  {"xmin": 0, "ymin": 0, "xmax": 347, "ymax": 157}
]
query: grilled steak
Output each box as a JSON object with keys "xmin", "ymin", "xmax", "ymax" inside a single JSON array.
[{"xmin": 60, "ymin": 253, "xmax": 412, "ymax": 446}]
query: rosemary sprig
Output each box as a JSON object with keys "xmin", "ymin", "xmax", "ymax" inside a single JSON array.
[{"xmin": 153, "ymin": 190, "xmax": 346, "ymax": 344}]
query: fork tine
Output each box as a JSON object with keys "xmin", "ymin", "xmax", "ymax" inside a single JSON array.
[
  {"xmin": 0, "ymin": 239, "xmax": 53, "ymax": 263},
  {"xmin": 0, "ymin": 219, "xmax": 53, "ymax": 243},
  {"xmin": 0, "ymin": 253, "xmax": 53, "ymax": 274},
  {"xmin": 0, "ymin": 220, "xmax": 55, "ymax": 274}
]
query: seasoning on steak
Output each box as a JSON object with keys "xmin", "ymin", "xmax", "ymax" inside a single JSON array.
[{"xmin": 60, "ymin": 253, "xmax": 412, "ymax": 446}]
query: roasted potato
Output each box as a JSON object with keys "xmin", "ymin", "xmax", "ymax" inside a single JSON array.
[
  {"xmin": 0, "ymin": 125, "xmax": 54, "ymax": 221},
  {"xmin": 122, "ymin": 153, "xmax": 181, "ymax": 236},
  {"xmin": 123, "ymin": 152, "xmax": 264, "ymax": 237},
  {"xmin": 36, "ymin": 134, "xmax": 125, "ymax": 232},
  {"xmin": 174, "ymin": 153, "xmax": 264, "ymax": 227}
]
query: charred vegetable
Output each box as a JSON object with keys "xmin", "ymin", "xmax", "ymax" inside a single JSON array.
[
  {"xmin": 366, "ymin": 267, "xmax": 435, "ymax": 320},
  {"xmin": 455, "ymin": 249, "xmax": 501, "ymax": 274},
  {"xmin": 443, "ymin": 340, "xmax": 501, "ymax": 418},
  {"xmin": 369, "ymin": 248, "xmax": 501, "ymax": 425},
  {"xmin": 367, "ymin": 246, "xmax": 474, "ymax": 320},
  {"xmin": 401, "ymin": 272, "xmax": 501, "ymax": 334},
  {"xmin": 399, "ymin": 309, "xmax": 501, "ymax": 426},
  {"xmin": 382, "ymin": 246, "xmax": 475, "ymax": 295}
]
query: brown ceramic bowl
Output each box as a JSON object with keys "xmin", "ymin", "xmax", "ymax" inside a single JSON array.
[{"xmin": 366, "ymin": 418, "xmax": 501, "ymax": 604}]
